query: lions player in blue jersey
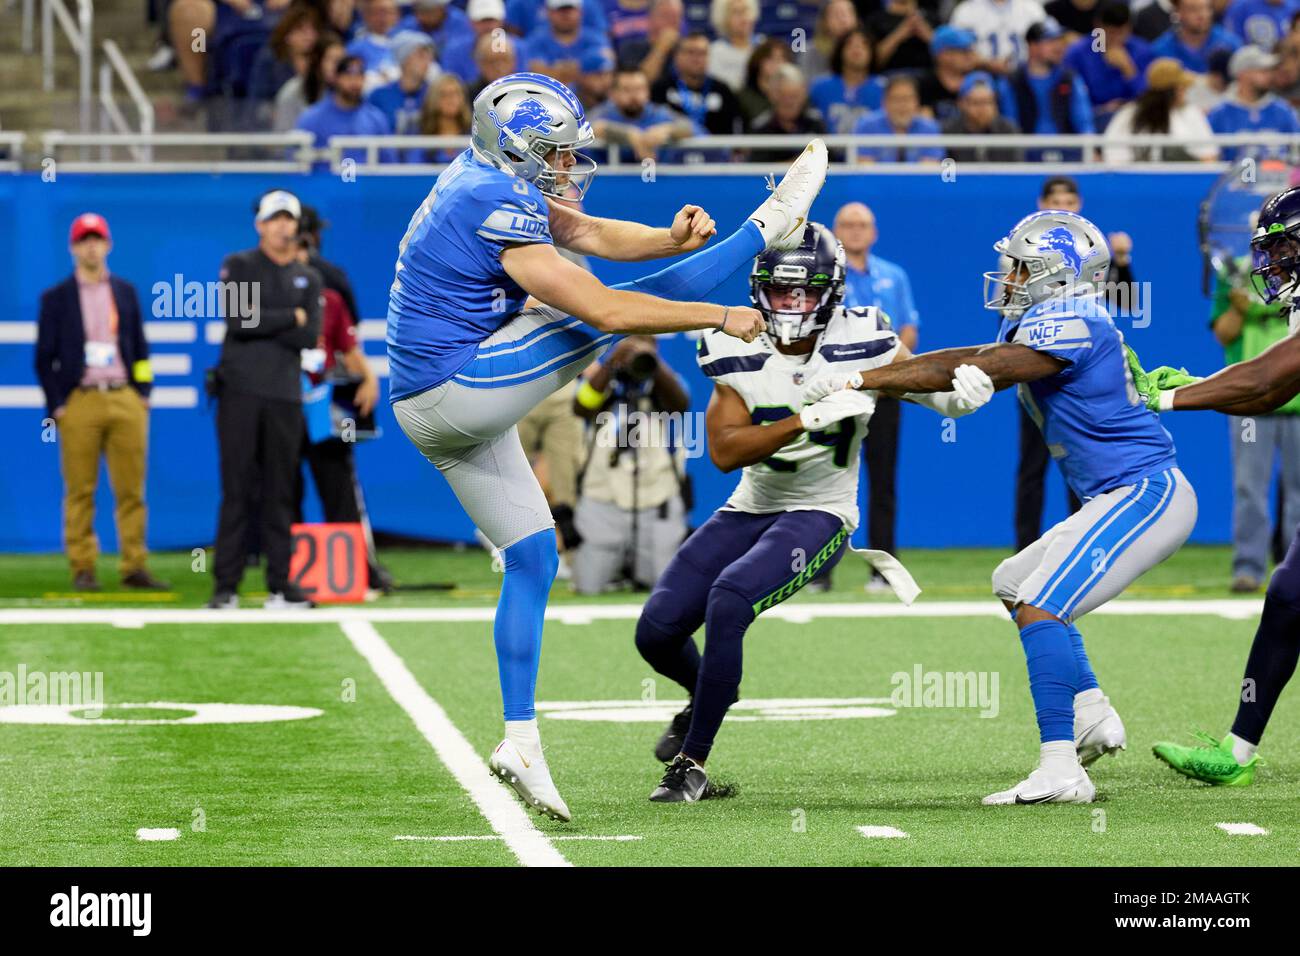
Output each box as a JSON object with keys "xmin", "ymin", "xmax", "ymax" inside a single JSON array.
[
  {"xmin": 386, "ymin": 72, "xmax": 827, "ymax": 821},
  {"xmin": 808, "ymin": 210, "xmax": 1199, "ymax": 804}
]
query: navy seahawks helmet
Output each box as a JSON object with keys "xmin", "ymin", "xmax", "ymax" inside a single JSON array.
[
  {"xmin": 749, "ymin": 222, "xmax": 846, "ymax": 345},
  {"xmin": 1250, "ymin": 186, "xmax": 1300, "ymax": 304}
]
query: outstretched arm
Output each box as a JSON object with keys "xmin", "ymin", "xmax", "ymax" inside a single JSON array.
[
  {"xmin": 853, "ymin": 342, "xmax": 1064, "ymax": 396},
  {"xmin": 502, "ymin": 241, "xmax": 763, "ymax": 339},
  {"xmin": 1166, "ymin": 335, "xmax": 1300, "ymax": 413},
  {"xmin": 546, "ymin": 200, "xmax": 716, "ymax": 261}
]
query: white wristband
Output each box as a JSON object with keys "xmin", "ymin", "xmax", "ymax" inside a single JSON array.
[{"xmin": 1158, "ymin": 389, "xmax": 1177, "ymax": 412}]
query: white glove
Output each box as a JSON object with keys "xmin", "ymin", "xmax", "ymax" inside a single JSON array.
[
  {"xmin": 950, "ymin": 364, "xmax": 994, "ymax": 413},
  {"xmin": 800, "ymin": 389, "xmax": 876, "ymax": 431},
  {"xmin": 802, "ymin": 369, "xmax": 863, "ymax": 405}
]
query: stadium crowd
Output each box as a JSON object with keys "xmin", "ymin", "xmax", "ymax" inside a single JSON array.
[{"xmin": 149, "ymin": 0, "xmax": 1300, "ymax": 163}]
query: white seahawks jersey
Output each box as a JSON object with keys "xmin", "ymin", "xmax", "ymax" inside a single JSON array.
[
  {"xmin": 696, "ymin": 305, "xmax": 900, "ymax": 531},
  {"xmin": 1289, "ymin": 298, "xmax": 1300, "ymax": 335}
]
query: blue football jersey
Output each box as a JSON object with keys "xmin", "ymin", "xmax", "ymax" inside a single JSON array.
[
  {"xmin": 386, "ymin": 148, "xmax": 553, "ymax": 401},
  {"xmin": 998, "ymin": 294, "xmax": 1177, "ymax": 500}
]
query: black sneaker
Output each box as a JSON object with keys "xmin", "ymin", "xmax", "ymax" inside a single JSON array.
[
  {"xmin": 264, "ymin": 585, "xmax": 314, "ymax": 609},
  {"xmin": 650, "ymin": 754, "xmax": 710, "ymax": 803},
  {"xmin": 206, "ymin": 590, "xmax": 239, "ymax": 610},
  {"xmin": 654, "ymin": 702, "xmax": 693, "ymax": 763}
]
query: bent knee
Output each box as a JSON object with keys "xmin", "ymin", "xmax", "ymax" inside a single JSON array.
[{"xmin": 991, "ymin": 557, "xmax": 1023, "ymax": 604}]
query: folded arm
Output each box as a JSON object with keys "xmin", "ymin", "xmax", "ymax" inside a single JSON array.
[
  {"xmin": 545, "ymin": 200, "xmax": 715, "ymax": 261},
  {"xmin": 705, "ymin": 381, "xmax": 804, "ymax": 472}
]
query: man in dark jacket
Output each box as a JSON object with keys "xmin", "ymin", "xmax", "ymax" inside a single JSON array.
[
  {"xmin": 35, "ymin": 213, "xmax": 168, "ymax": 592},
  {"xmin": 209, "ymin": 190, "xmax": 323, "ymax": 610}
]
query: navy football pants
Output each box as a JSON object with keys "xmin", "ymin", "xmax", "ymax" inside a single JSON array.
[{"xmin": 636, "ymin": 508, "xmax": 850, "ymax": 762}]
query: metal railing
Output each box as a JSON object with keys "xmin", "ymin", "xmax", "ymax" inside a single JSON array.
[
  {"xmin": 98, "ymin": 39, "xmax": 155, "ymax": 163},
  {"xmin": 41, "ymin": 0, "xmax": 93, "ymax": 133},
  {"xmin": 0, "ymin": 132, "xmax": 26, "ymax": 173},
  {"xmin": 326, "ymin": 131, "xmax": 1300, "ymax": 174},
  {"xmin": 39, "ymin": 131, "xmax": 316, "ymax": 172},
  {"xmin": 10, "ymin": 130, "xmax": 1300, "ymax": 173}
]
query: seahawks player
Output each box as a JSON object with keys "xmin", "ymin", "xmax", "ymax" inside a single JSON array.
[
  {"xmin": 1140, "ymin": 186, "xmax": 1300, "ymax": 786},
  {"xmin": 809, "ymin": 210, "xmax": 1199, "ymax": 805},
  {"xmin": 387, "ymin": 72, "xmax": 825, "ymax": 822},
  {"xmin": 637, "ymin": 222, "xmax": 996, "ymax": 802}
]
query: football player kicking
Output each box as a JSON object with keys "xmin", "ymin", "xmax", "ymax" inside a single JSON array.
[
  {"xmin": 1137, "ymin": 186, "xmax": 1300, "ymax": 786},
  {"xmin": 635, "ymin": 222, "xmax": 996, "ymax": 803},
  {"xmin": 806, "ymin": 210, "xmax": 1199, "ymax": 805},
  {"xmin": 387, "ymin": 72, "xmax": 828, "ymax": 822}
]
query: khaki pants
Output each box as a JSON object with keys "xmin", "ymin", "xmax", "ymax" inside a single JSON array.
[{"xmin": 58, "ymin": 386, "xmax": 149, "ymax": 574}]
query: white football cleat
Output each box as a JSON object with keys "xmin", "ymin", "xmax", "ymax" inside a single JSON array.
[
  {"xmin": 982, "ymin": 765, "xmax": 1096, "ymax": 805},
  {"xmin": 748, "ymin": 138, "xmax": 828, "ymax": 251},
  {"xmin": 488, "ymin": 739, "xmax": 572, "ymax": 822},
  {"xmin": 1075, "ymin": 694, "xmax": 1127, "ymax": 766}
]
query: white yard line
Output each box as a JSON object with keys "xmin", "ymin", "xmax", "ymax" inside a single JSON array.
[
  {"xmin": 339, "ymin": 620, "xmax": 569, "ymax": 868},
  {"xmin": 136, "ymin": 827, "xmax": 180, "ymax": 841},
  {"xmin": 1215, "ymin": 822, "xmax": 1269, "ymax": 836},
  {"xmin": 395, "ymin": 834, "xmax": 642, "ymax": 842},
  {"xmin": 0, "ymin": 598, "xmax": 1265, "ymax": 627},
  {"xmin": 857, "ymin": 826, "xmax": 909, "ymax": 839}
]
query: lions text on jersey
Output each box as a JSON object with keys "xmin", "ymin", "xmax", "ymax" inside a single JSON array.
[
  {"xmin": 697, "ymin": 304, "xmax": 898, "ymax": 531},
  {"xmin": 386, "ymin": 148, "xmax": 554, "ymax": 401},
  {"xmin": 998, "ymin": 292, "xmax": 1178, "ymax": 500}
]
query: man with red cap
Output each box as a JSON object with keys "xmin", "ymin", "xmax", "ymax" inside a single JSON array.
[{"xmin": 35, "ymin": 213, "xmax": 168, "ymax": 592}]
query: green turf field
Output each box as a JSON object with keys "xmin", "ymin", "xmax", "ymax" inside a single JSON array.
[{"xmin": 1, "ymin": 546, "xmax": 1297, "ymax": 867}]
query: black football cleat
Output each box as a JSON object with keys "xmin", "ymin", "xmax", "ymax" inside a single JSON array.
[
  {"xmin": 650, "ymin": 754, "xmax": 711, "ymax": 803},
  {"xmin": 654, "ymin": 702, "xmax": 694, "ymax": 763}
]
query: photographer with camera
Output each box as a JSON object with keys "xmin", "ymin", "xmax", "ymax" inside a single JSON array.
[{"xmin": 571, "ymin": 335, "xmax": 691, "ymax": 594}]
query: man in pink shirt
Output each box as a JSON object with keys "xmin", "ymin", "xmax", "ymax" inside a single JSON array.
[{"xmin": 35, "ymin": 213, "xmax": 168, "ymax": 592}]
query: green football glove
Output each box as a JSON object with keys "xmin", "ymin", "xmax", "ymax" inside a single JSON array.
[{"xmin": 1124, "ymin": 344, "xmax": 1201, "ymax": 411}]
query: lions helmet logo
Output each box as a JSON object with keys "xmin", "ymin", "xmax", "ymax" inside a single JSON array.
[
  {"xmin": 1036, "ymin": 226, "xmax": 1097, "ymax": 279},
  {"xmin": 488, "ymin": 98, "xmax": 555, "ymax": 152}
]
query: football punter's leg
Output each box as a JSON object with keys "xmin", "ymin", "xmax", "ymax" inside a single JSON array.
[
  {"xmin": 392, "ymin": 390, "xmax": 571, "ymax": 820},
  {"xmin": 684, "ymin": 511, "xmax": 849, "ymax": 765},
  {"xmin": 616, "ymin": 221, "xmax": 764, "ymax": 303}
]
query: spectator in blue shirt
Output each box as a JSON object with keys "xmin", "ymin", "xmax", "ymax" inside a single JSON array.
[
  {"xmin": 577, "ymin": 47, "xmax": 616, "ymax": 112},
  {"xmin": 591, "ymin": 68, "xmax": 698, "ymax": 162},
  {"xmin": 833, "ymin": 200, "xmax": 919, "ymax": 583},
  {"xmin": 346, "ymin": 0, "xmax": 402, "ymax": 74},
  {"xmin": 249, "ymin": 4, "xmax": 322, "ymax": 107},
  {"xmin": 468, "ymin": 25, "xmax": 521, "ymax": 99},
  {"xmin": 809, "ymin": 28, "xmax": 886, "ymax": 133},
  {"xmin": 852, "ymin": 74, "xmax": 943, "ymax": 163},
  {"xmin": 999, "ymin": 17, "xmax": 1095, "ymax": 159},
  {"xmin": 1225, "ymin": 0, "xmax": 1297, "ymax": 51},
  {"xmin": 441, "ymin": 0, "xmax": 523, "ymax": 85},
  {"xmin": 506, "ymin": 0, "xmax": 608, "ymax": 40},
  {"xmin": 367, "ymin": 32, "xmax": 433, "ymax": 138},
  {"xmin": 1209, "ymin": 44, "xmax": 1300, "ymax": 158},
  {"xmin": 296, "ymin": 54, "xmax": 397, "ymax": 166},
  {"xmin": 1063, "ymin": 0, "xmax": 1154, "ymax": 127},
  {"xmin": 399, "ymin": 0, "xmax": 473, "ymax": 54},
  {"xmin": 524, "ymin": 0, "xmax": 613, "ymax": 90},
  {"xmin": 1151, "ymin": 0, "xmax": 1241, "ymax": 73}
]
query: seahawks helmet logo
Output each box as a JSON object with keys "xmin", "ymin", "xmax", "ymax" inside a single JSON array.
[
  {"xmin": 1037, "ymin": 226, "xmax": 1097, "ymax": 279},
  {"xmin": 488, "ymin": 98, "xmax": 554, "ymax": 152}
]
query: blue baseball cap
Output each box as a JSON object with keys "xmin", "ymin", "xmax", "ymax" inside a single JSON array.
[
  {"xmin": 959, "ymin": 70, "xmax": 996, "ymax": 98},
  {"xmin": 580, "ymin": 47, "xmax": 614, "ymax": 74},
  {"xmin": 1026, "ymin": 17, "xmax": 1065, "ymax": 43},
  {"xmin": 932, "ymin": 25, "xmax": 977, "ymax": 54}
]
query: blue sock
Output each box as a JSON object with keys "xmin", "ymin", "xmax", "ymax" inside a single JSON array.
[
  {"xmin": 613, "ymin": 221, "xmax": 764, "ymax": 301},
  {"xmin": 1019, "ymin": 619, "xmax": 1078, "ymax": 743},
  {"xmin": 495, "ymin": 528, "xmax": 559, "ymax": 721},
  {"xmin": 1067, "ymin": 623, "xmax": 1099, "ymax": 693}
]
